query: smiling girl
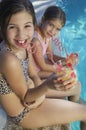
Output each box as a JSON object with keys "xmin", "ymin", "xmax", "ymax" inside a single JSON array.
[{"xmin": 0, "ymin": 0, "xmax": 86, "ymax": 129}]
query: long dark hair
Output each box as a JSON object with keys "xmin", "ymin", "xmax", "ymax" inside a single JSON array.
[{"xmin": 0, "ymin": 0, "xmax": 37, "ymax": 40}]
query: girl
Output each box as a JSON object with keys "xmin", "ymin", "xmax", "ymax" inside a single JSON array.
[
  {"xmin": 32, "ymin": 5, "xmax": 67, "ymax": 78},
  {"xmin": 32, "ymin": 5, "xmax": 81, "ymax": 102},
  {"xmin": 0, "ymin": 0, "xmax": 86, "ymax": 129}
]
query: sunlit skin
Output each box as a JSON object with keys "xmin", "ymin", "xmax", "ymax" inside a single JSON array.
[
  {"xmin": 0, "ymin": 1, "xmax": 86, "ymax": 128},
  {"xmin": 5, "ymin": 10, "xmax": 45, "ymax": 108},
  {"xmin": 32, "ymin": 14, "xmax": 81, "ymax": 103},
  {"xmin": 6, "ymin": 10, "xmax": 34, "ymax": 56}
]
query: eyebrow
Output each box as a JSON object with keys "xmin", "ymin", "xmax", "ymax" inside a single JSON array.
[
  {"xmin": 25, "ymin": 21, "xmax": 33, "ymax": 24},
  {"xmin": 8, "ymin": 21, "xmax": 33, "ymax": 26}
]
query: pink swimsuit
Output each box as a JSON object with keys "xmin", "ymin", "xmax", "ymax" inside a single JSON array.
[
  {"xmin": 34, "ymin": 31, "xmax": 50, "ymax": 57},
  {"xmin": 33, "ymin": 31, "xmax": 51, "ymax": 72}
]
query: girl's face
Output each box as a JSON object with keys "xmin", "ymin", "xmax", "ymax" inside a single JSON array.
[
  {"xmin": 6, "ymin": 10, "xmax": 34, "ymax": 50},
  {"xmin": 42, "ymin": 19, "xmax": 62, "ymax": 39}
]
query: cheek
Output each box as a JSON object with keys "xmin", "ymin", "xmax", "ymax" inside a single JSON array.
[
  {"xmin": 6, "ymin": 31, "xmax": 16, "ymax": 43},
  {"xmin": 46, "ymin": 25, "xmax": 52, "ymax": 32},
  {"xmin": 27, "ymin": 29, "xmax": 34, "ymax": 40},
  {"xmin": 6, "ymin": 30, "xmax": 15, "ymax": 39},
  {"xmin": 31, "ymin": 29, "xmax": 34, "ymax": 37},
  {"xmin": 6, "ymin": 31, "xmax": 11, "ymax": 40},
  {"xmin": 30, "ymin": 31, "xmax": 34, "ymax": 39}
]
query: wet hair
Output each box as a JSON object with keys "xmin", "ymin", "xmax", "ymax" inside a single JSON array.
[
  {"xmin": 43, "ymin": 6, "xmax": 66, "ymax": 27},
  {"xmin": 0, "ymin": 0, "xmax": 37, "ymax": 40}
]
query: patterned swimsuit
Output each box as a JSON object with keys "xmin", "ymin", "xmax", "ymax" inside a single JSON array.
[{"xmin": 0, "ymin": 41, "xmax": 30, "ymax": 125}]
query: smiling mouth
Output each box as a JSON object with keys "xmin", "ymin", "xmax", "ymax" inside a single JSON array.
[
  {"xmin": 47, "ymin": 33, "xmax": 53, "ymax": 38},
  {"xmin": 16, "ymin": 39, "xmax": 28, "ymax": 48}
]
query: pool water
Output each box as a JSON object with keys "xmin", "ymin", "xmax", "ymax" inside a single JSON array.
[{"xmin": 54, "ymin": 0, "xmax": 86, "ymax": 130}]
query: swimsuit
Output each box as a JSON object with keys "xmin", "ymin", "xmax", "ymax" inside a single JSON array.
[
  {"xmin": 10, "ymin": 107, "xmax": 30, "ymax": 125},
  {"xmin": 34, "ymin": 31, "xmax": 49, "ymax": 57},
  {"xmin": 0, "ymin": 41, "xmax": 30, "ymax": 124},
  {"xmin": 33, "ymin": 31, "xmax": 51, "ymax": 72}
]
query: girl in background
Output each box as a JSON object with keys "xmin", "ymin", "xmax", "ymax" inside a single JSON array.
[{"xmin": 32, "ymin": 6, "xmax": 81, "ymax": 102}]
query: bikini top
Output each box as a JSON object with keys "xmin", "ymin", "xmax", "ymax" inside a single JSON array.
[{"xmin": 0, "ymin": 41, "xmax": 29, "ymax": 95}]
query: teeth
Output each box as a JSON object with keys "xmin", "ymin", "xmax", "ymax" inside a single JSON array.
[{"xmin": 18, "ymin": 40, "xmax": 25, "ymax": 44}]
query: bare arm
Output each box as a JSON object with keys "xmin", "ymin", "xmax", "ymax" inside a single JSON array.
[
  {"xmin": 47, "ymin": 42, "xmax": 66, "ymax": 65},
  {"xmin": 32, "ymin": 38, "xmax": 56, "ymax": 72},
  {"xmin": 0, "ymin": 51, "xmax": 77, "ymax": 106},
  {"xmin": 28, "ymin": 52, "xmax": 42, "ymax": 87},
  {"xmin": 24, "ymin": 73, "xmax": 58, "ymax": 103},
  {"xmin": 0, "ymin": 51, "xmax": 45, "ymax": 106},
  {"xmin": 0, "ymin": 51, "xmax": 27, "ymax": 100},
  {"xmin": 0, "ymin": 51, "xmax": 57, "ymax": 104}
]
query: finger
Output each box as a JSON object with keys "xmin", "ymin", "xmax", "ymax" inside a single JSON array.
[
  {"xmin": 63, "ymin": 77, "xmax": 76, "ymax": 85},
  {"xmin": 53, "ymin": 79, "xmax": 63, "ymax": 83},
  {"xmin": 64, "ymin": 80, "xmax": 77, "ymax": 90},
  {"xmin": 54, "ymin": 82, "xmax": 66, "ymax": 91}
]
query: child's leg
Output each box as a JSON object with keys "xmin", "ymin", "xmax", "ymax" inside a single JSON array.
[
  {"xmin": 68, "ymin": 81, "xmax": 81, "ymax": 102},
  {"xmin": 20, "ymin": 98, "xmax": 86, "ymax": 129},
  {"xmin": 79, "ymin": 98, "xmax": 86, "ymax": 130}
]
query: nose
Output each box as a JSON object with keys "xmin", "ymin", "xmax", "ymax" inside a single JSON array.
[{"xmin": 16, "ymin": 28, "xmax": 25, "ymax": 40}]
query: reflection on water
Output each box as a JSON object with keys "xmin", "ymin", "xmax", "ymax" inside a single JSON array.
[{"xmin": 55, "ymin": 0, "xmax": 86, "ymax": 130}]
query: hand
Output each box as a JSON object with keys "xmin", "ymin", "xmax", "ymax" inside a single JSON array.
[
  {"xmin": 62, "ymin": 76, "xmax": 77, "ymax": 90},
  {"xmin": 24, "ymin": 95, "xmax": 45, "ymax": 109},
  {"xmin": 44, "ymin": 73, "xmax": 65, "ymax": 90},
  {"xmin": 57, "ymin": 68, "xmax": 77, "ymax": 90},
  {"xmin": 46, "ymin": 65, "xmax": 78, "ymax": 90}
]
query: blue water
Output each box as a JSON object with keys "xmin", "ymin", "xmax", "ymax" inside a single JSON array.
[{"xmin": 55, "ymin": 0, "xmax": 86, "ymax": 130}]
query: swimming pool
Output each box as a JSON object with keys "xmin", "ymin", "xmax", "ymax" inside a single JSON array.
[
  {"xmin": 55, "ymin": 0, "xmax": 86, "ymax": 129},
  {"xmin": 0, "ymin": 0, "xmax": 85, "ymax": 129}
]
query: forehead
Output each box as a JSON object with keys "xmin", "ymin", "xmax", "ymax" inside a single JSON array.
[{"xmin": 9, "ymin": 10, "xmax": 33, "ymax": 24}]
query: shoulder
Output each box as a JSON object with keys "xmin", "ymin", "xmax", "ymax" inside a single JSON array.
[
  {"xmin": 0, "ymin": 51, "xmax": 20, "ymax": 73},
  {"xmin": 0, "ymin": 51, "xmax": 18, "ymax": 62}
]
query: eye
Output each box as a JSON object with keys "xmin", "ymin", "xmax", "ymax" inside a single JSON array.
[
  {"xmin": 25, "ymin": 24, "xmax": 32, "ymax": 28},
  {"xmin": 56, "ymin": 28, "xmax": 61, "ymax": 31},
  {"xmin": 7, "ymin": 25, "xmax": 16, "ymax": 30},
  {"xmin": 49, "ymin": 22, "xmax": 53, "ymax": 27}
]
